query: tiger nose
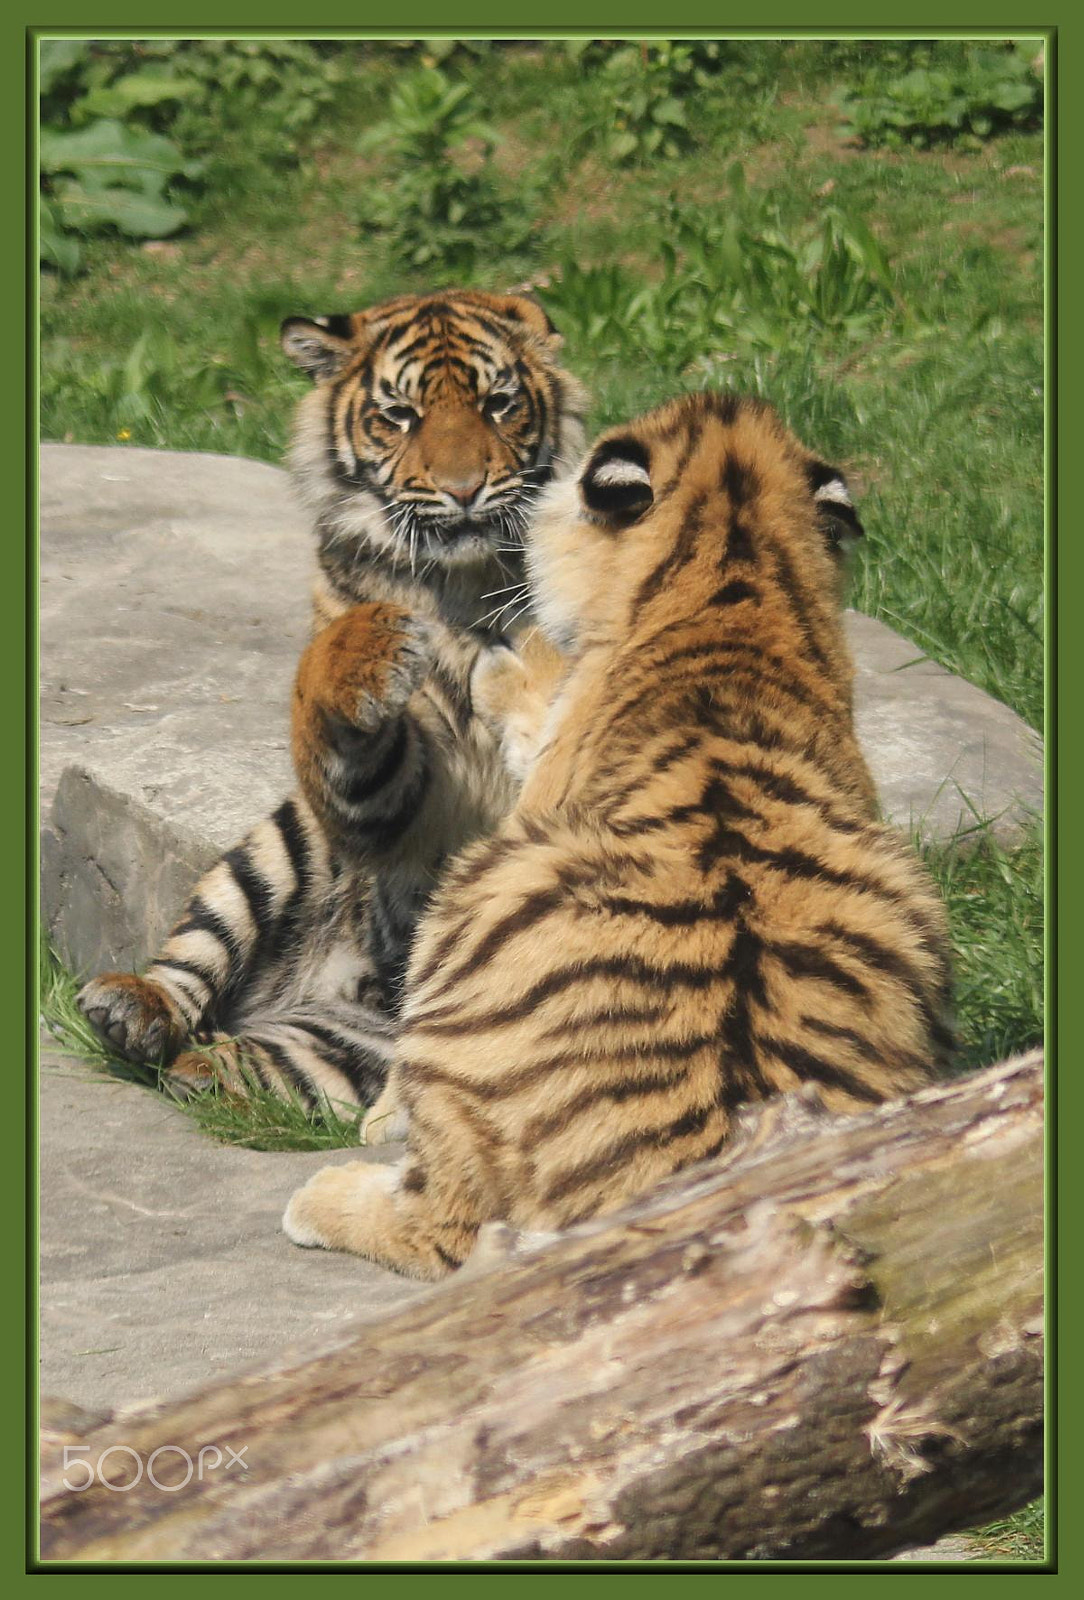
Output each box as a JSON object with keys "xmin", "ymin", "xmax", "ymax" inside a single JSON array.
[{"xmin": 440, "ymin": 474, "xmax": 486, "ymax": 508}]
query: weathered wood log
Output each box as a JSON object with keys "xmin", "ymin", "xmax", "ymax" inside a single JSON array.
[{"xmin": 39, "ymin": 1052, "xmax": 1043, "ymax": 1564}]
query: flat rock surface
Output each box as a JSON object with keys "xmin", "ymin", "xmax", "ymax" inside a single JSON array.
[
  {"xmin": 40, "ymin": 1038, "xmax": 426, "ymax": 1413},
  {"xmin": 40, "ymin": 443, "xmax": 308, "ymax": 842},
  {"xmin": 40, "ymin": 444, "xmax": 1042, "ymax": 977}
]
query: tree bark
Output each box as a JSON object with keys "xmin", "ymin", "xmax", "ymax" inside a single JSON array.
[{"xmin": 39, "ymin": 1051, "xmax": 1043, "ymax": 1564}]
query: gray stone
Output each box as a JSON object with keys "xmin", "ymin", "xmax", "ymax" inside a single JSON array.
[
  {"xmin": 40, "ymin": 443, "xmax": 312, "ymax": 975},
  {"xmin": 847, "ymin": 611, "xmax": 1042, "ymax": 848},
  {"xmin": 40, "ymin": 443, "xmax": 1043, "ymax": 980},
  {"xmin": 892, "ymin": 1536, "xmax": 980, "ymax": 1562},
  {"xmin": 40, "ymin": 1039, "xmax": 427, "ymax": 1412}
]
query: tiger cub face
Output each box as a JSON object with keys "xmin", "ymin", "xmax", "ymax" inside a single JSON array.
[
  {"xmin": 282, "ymin": 290, "xmax": 587, "ymax": 578},
  {"xmin": 526, "ymin": 391, "xmax": 864, "ymax": 656}
]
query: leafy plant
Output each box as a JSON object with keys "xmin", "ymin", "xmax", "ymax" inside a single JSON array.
[
  {"xmin": 40, "ymin": 118, "xmax": 199, "ymax": 273},
  {"xmin": 39, "ymin": 38, "xmax": 348, "ymax": 273},
  {"xmin": 356, "ymin": 66, "xmax": 537, "ymax": 277},
  {"xmin": 838, "ymin": 41, "xmax": 1042, "ymax": 150},
  {"xmin": 144, "ymin": 39, "xmax": 347, "ymax": 162},
  {"xmin": 568, "ymin": 40, "xmax": 779, "ymax": 165},
  {"xmin": 539, "ymin": 166, "xmax": 898, "ymax": 376}
]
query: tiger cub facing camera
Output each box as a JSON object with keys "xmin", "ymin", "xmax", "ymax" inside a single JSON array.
[
  {"xmin": 77, "ymin": 290, "xmax": 585, "ymax": 1107},
  {"xmin": 284, "ymin": 391, "xmax": 955, "ymax": 1276}
]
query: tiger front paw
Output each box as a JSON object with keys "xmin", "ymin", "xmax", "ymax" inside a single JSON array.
[
  {"xmin": 471, "ymin": 629, "xmax": 568, "ymax": 780},
  {"xmin": 294, "ymin": 604, "xmax": 436, "ymax": 735},
  {"xmin": 76, "ymin": 973, "xmax": 188, "ymax": 1065}
]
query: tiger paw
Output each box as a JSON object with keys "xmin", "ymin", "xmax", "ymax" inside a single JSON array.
[
  {"xmin": 161, "ymin": 1041, "xmax": 245, "ymax": 1102},
  {"xmin": 282, "ymin": 1160, "xmax": 398, "ymax": 1252},
  {"xmin": 76, "ymin": 973, "xmax": 188, "ymax": 1065},
  {"xmin": 471, "ymin": 630, "xmax": 568, "ymax": 780},
  {"xmin": 295, "ymin": 604, "xmax": 436, "ymax": 735}
]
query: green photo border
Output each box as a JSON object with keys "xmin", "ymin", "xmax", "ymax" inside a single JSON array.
[{"xmin": 16, "ymin": 1, "xmax": 1061, "ymax": 1581}]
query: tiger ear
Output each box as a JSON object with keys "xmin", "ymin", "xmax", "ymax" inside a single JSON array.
[
  {"xmin": 491, "ymin": 292, "xmax": 564, "ymax": 349},
  {"xmin": 807, "ymin": 460, "xmax": 865, "ymax": 556},
  {"xmin": 280, "ymin": 315, "xmax": 358, "ymax": 382},
  {"xmin": 581, "ymin": 436, "xmax": 654, "ymax": 524}
]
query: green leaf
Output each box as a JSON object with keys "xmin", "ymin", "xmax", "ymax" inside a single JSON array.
[
  {"xmin": 652, "ymin": 97, "xmax": 687, "ymax": 127},
  {"xmin": 38, "ymin": 196, "xmax": 82, "ymax": 273},
  {"xmin": 39, "ymin": 39, "xmax": 88, "ymax": 94},
  {"xmin": 40, "ymin": 119, "xmax": 194, "ymax": 188},
  {"xmin": 991, "ymin": 80, "xmax": 1036, "ymax": 113},
  {"xmin": 53, "ymin": 179, "xmax": 187, "ymax": 239},
  {"xmin": 80, "ymin": 74, "xmax": 201, "ymax": 118}
]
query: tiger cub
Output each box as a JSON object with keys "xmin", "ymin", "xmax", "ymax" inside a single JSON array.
[
  {"xmin": 283, "ymin": 391, "xmax": 955, "ymax": 1277},
  {"xmin": 77, "ymin": 290, "xmax": 586, "ymax": 1107}
]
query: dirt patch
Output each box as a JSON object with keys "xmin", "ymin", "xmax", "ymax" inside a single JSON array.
[{"xmin": 802, "ymin": 116, "xmax": 864, "ymax": 163}]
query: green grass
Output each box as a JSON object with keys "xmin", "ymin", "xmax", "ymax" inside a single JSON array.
[
  {"xmin": 923, "ymin": 823, "xmax": 1043, "ymax": 1074},
  {"xmin": 40, "ymin": 943, "xmax": 364, "ymax": 1152},
  {"xmin": 965, "ymin": 1496, "xmax": 1046, "ymax": 1562}
]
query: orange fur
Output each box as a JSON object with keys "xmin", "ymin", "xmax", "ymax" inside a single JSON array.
[{"xmin": 284, "ymin": 393, "xmax": 954, "ymax": 1276}]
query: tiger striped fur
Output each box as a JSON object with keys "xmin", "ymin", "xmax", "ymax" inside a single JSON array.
[
  {"xmin": 77, "ymin": 290, "xmax": 586, "ymax": 1108},
  {"xmin": 284, "ymin": 391, "xmax": 955, "ymax": 1276}
]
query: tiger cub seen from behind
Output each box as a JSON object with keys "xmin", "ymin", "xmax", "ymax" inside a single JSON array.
[
  {"xmin": 284, "ymin": 392, "xmax": 955, "ymax": 1276},
  {"xmin": 77, "ymin": 290, "xmax": 585, "ymax": 1107}
]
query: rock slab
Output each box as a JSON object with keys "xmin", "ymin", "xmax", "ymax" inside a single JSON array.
[{"xmin": 40, "ymin": 1039, "xmax": 427, "ymax": 1413}]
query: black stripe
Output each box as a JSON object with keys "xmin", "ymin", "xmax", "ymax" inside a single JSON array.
[
  {"xmin": 272, "ymin": 798, "xmax": 312, "ymax": 890},
  {"xmin": 410, "ymin": 955, "xmax": 721, "ymax": 1037},
  {"xmin": 801, "ymin": 1015, "xmax": 930, "ymax": 1077},
  {"xmin": 600, "ymin": 874, "xmax": 749, "ymax": 927},
  {"xmin": 539, "ymin": 1103, "xmax": 714, "ymax": 1209},
  {"xmin": 764, "ymin": 939, "xmax": 871, "ymax": 1000},
  {"xmin": 221, "ymin": 846, "xmax": 276, "ymax": 934},
  {"xmin": 406, "ymin": 1032, "xmax": 717, "ymax": 1104},
  {"xmin": 428, "ymin": 886, "xmax": 565, "ymax": 994},
  {"xmin": 333, "ymin": 742, "xmax": 431, "ymax": 849},
  {"xmin": 710, "ymin": 756, "xmax": 864, "ymax": 833},
  {"xmin": 632, "ymin": 489, "xmax": 708, "ymax": 611},
  {"xmin": 172, "ymin": 896, "xmax": 243, "ymax": 954},
  {"xmin": 151, "ymin": 957, "xmax": 216, "ymax": 993},
  {"xmin": 756, "ymin": 1033, "xmax": 885, "ymax": 1104},
  {"xmin": 722, "ymin": 455, "xmax": 760, "ymax": 508},
  {"xmin": 711, "ymin": 578, "xmax": 759, "ymax": 607},
  {"xmin": 539, "ymin": 1003, "xmax": 666, "ymax": 1038},
  {"xmin": 335, "ymin": 718, "xmax": 410, "ymax": 807},
  {"xmin": 817, "ymin": 920, "xmax": 953, "ymax": 1049},
  {"xmin": 717, "ymin": 917, "xmax": 772, "ymax": 1106},
  {"xmin": 246, "ymin": 1035, "xmax": 315, "ymax": 1106},
  {"xmin": 768, "ymin": 544, "xmax": 831, "ymax": 670},
  {"xmin": 522, "ymin": 1056, "xmax": 716, "ymax": 1143}
]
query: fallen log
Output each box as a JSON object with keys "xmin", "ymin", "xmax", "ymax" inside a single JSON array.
[{"xmin": 39, "ymin": 1051, "xmax": 1043, "ymax": 1564}]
